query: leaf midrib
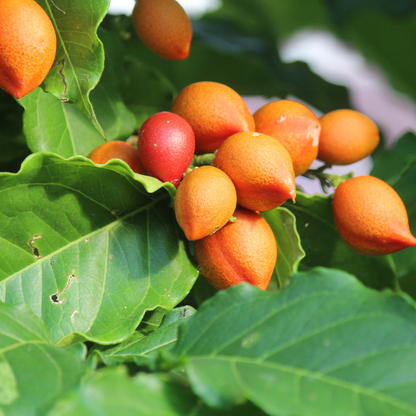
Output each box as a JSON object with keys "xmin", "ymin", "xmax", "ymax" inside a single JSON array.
[
  {"xmin": 1, "ymin": 194, "xmax": 166, "ymax": 284},
  {"xmin": 190, "ymin": 355, "xmax": 416, "ymax": 414}
]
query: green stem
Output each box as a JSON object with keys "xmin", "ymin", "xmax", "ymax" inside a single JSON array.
[
  {"xmin": 192, "ymin": 153, "xmax": 216, "ymax": 167},
  {"xmin": 302, "ymin": 165, "xmax": 354, "ymax": 193}
]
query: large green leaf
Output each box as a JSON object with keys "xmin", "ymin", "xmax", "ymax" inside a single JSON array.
[
  {"xmin": 0, "ymin": 302, "xmax": 87, "ymax": 416},
  {"xmin": 47, "ymin": 368, "xmax": 267, "ymax": 416},
  {"xmin": 0, "ymin": 153, "xmax": 197, "ymax": 345},
  {"xmin": 19, "ymin": 30, "xmax": 138, "ymax": 158},
  {"xmin": 262, "ymin": 207, "xmax": 305, "ymax": 289},
  {"xmin": 19, "ymin": 88, "xmax": 105, "ymax": 158},
  {"xmin": 93, "ymin": 306, "xmax": 196, "ymax": 366},
  {"xmin": 171, "ymin": 268, "xmax": 416, "ymax": 415},
  {"xmin": 38, "ymin": 0, "xmax": 110, "ymax": 136},
  {"xmin": 284, "ymin": 191, "xmax": 398, "ymax": 290}
]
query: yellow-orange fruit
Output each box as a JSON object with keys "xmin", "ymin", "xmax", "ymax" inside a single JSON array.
[
  {"xmin": 318, "ymin": 109, "xmax": 380, "ymax": 165},
  {"xmin": 132, "ymin": 0, "xmax": 192, "ymax": 60},
  {"xmin": 213, "ymin": 131, "xmax": 296, "ymax": 211},
  {"xmin": 88, "ymin": 141, "xmax": 146, "ymax": 175},
  {"xmin": 0, "ymin": 0, "xmax": 57, "ymax": 99},
  {"xmin": 174, "ymin": 166, "xmax": 237, "ymax": 241},
  {"xmin": 333, "ymin": 175, "xmax": 416, "ymax": 256},
  {"xmin": 195, "ymin": 207, "xmax": 277, "ymax": 290},
  {"xmin": 253, "ymin": 99, "xmax": 321, "ymax": 176},
  {"xmin": 171, "ymin": 81, "xmax": 255, "ymax": 154}
]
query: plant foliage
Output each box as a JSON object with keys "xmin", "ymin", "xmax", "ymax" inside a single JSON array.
[{"xmin": 1, "ymin": 0, "xmax": 416, "ymax": 414}]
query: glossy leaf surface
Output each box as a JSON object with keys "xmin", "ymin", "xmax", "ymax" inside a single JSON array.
[
  {"xmin": 172, "ymin": 269, "xmax": 416, "ymax": 415},
  {"xmin": 0, "ymin": 153, "xmax": 197, "ymax": 345}
]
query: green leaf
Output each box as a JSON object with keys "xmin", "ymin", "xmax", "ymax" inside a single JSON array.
[
  {"xmin": 93, "ymin": 306, "xmax": 196, "ymax": 366},
  {"xmin": 171, "ymin": 269, "xmax": 416, "ymax": 415},
  {"xmin": 284, "ymin": 191, "xmax": 398, "ymax": 290},
  {"xmin": 0, "ymin": 302, "xmax": 87, "ymax": 416},
  {"xmin": 19, "ymin": 88, "xmax": 105, "ymax": 158},
  {"xmin": 121, "ymin": 56, "xmax": 177, "ymax": 129},
  {"xmin": 48, "ymin": 367, "xmax": 267, "ymax": 416},
  {"xmin": 39, "ymin": 0, "xmax": 110, "ymax": 136},
  {"xmin": 138, "ymin": 307, "xmax": 171, "ymax": 334},
  {"xmin": 90, "ymin": 30, "xmax": 136, "ymax": 141},
  {"xmin": 207, "ymin": 0, "xmax": 333, "ymax": 39},
  {"xmin": 328, "ymin": 0, "xmax": 416, "ymax": 23},
  {"xmin": 0, "ymin": 153, "xmax": 197, "ymax": 345},
  {"xmin": 262, "ymin": 207, "xmax": 305, "ymax": 289}
]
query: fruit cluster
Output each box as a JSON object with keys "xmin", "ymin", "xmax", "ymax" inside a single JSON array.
[
  {"xmin": 1, "ymin": 0, "xmax": 414, "ymax": 292},
  {"xmin": 87, "ymin": 79, "xmax": 416, "ymax": 292}
]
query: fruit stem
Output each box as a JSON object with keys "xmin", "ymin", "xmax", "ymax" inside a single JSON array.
[
  {"xmin": 302, "ymin": 165, "xmax": 354, "ymax": 193},
  {"xmin": 191, "ymin": 153, "xmax": 216, "ymax": 168}
]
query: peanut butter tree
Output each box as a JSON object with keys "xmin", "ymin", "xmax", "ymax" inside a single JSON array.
[{"xmin": 1, "ymin": 1, "xmax": 416, "ymax": 415}]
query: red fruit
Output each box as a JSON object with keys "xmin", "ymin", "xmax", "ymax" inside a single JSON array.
[{"xmin": 138, "ymin": 112, "xmax": 195, "ymax": 187}]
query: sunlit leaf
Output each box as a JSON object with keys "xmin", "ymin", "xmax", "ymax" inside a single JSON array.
[
  {"xmin": 38, "ymin": 0, "xmax": 110, "ymax": 136},
  {"xmin": 0, "ymin": 153, "xmax": 197, "ymax": 345},
  {"xmin": 171, "ymin": 269, "xmax": 416, "ymax": 415}
]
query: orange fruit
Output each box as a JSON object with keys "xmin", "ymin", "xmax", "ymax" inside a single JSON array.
[
  {"xmin": 195, "ymin": 207, "xmax": 277, "ymax": 290},
  {"xmin": 171, "ymin": 81, "xmax": 255, "ymax": 154},
  {"xmin": 332, "ymin": 175, "xmax": 416, "ymax": 256},
  {"xmin": 132, "ymin": 0, "xmax": 192, "ymax": 60},
  {"xmin": 318, "ymin": 109, "xmax": 380, "ymax": 165},
  {"xmin": 0, "ymin": 0, "xmax": 57, "ymax": 99},
  {"xmin": 88, "ymin": 141, "xmax": 146, "ymax": 175},
  {"xmin": 174, "ymin": 166, "xmax": 237, "ymax": 241},
  {"xmin": 253, "ymin": 99, "xmax": 321, "ymax": 176},
  {"xmin": 213, "ymin": 131, "xmax": 296, "ymax": 211}
]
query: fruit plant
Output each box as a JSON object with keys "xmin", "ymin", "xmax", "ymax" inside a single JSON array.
[{"xmin": 2, "ymin": 1, "xmax": 416, "ymax": 415}]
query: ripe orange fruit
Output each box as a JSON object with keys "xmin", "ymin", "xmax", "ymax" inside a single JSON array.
[
  {"xmin": 195, "ymin": 207, "xmax": 277, "ymax": 290},
  {"xmin": 253, "ymin": 99, "xmax": 321, "ymax": 176},
  {"xmin": 171, "ymin": 81, "xmax": 255, "ymax": 154},
  {"xmin": 0, "ymin": 0, "xmax": 57, "ymax": 99},
  {"xmin": 132, "ymin": 0, "xmax": 192, "ymax": 60},
  {"xmin": 332, "ymin": 175, "xmax": 416, "ymax": 256},
  {"xmin": 174, "ymin": 166, "xmax": 237, "ymax": 241},
  {"xmin": 213, "ymin": 131, "xmax": 296, "ymax": 211},
  {"xmin": 318, "ymin": 109, "xmax": 380, "ymax": 165},
  {"xmin": 88, "ymin": 141, "xmax": 146, "ymax": 175}
]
